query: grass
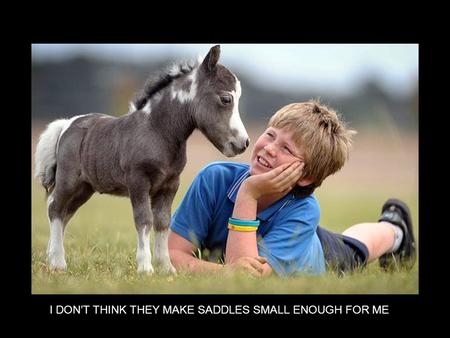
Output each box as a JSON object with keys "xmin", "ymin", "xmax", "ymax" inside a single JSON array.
[{"xmin": 31, "ymin": 179, "xmax": 418, "ymax": 295}]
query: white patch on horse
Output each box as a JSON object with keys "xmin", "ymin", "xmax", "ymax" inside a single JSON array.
[
  {"xmin": 136, "ymin": 227, "xmax": 153, "ymax": 273},
  {"xmin": 171, "ymin": 70, "xmax": 198, "ymax": 104},
  {"xmin": 168, "ymin": 64, "xmax": 181, "ymax": 77},
  {"xmin": 154, "ymin": 230, "xmax": 176, "ymax": 274},
  {"xmin": 229, "ymin": 77, "xmax": 248, "ymax": 140},
  {"xmin": 128, "ymin": 101, "xmax": 137, "ymax": 113},
  {"xmin": 142, "ymin": 100, "xmax": 151, "ymax": 114},
  {"xmin": 46, "ymin": 214, "xmax": 67, "ymax": 270}
]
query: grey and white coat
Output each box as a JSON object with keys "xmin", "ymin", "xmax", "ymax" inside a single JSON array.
[{"xmin": 34, "ymin": 45, "xmax": 249, "ymax": 274}]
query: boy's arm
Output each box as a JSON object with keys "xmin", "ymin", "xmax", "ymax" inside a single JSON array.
[
  {"xmin": 168, "ymin": 230, "xmax": 270, "ymax": 276},
  {"xmin": 226, "ymin": 189, "xmax": 273, "ymax": 276},
  {"xmin": 168, "ymin": 230, "xmax": 224, "ymax": 273},
  {"xmin": 225, "ymin": 162, "xmax": 303, "ymax": 276}
]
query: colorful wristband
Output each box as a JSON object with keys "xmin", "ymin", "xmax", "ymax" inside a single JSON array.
[
  {"xmin": 227, "ymin": 217, "xmax": 260, "ymax": 232},
  {"xmin": 228, "ymin": 218, "xmax": 260, "ymax": 226},
  {"xmin": 228, "ymin": 224, "xmax": 258, "ymax": 232}
]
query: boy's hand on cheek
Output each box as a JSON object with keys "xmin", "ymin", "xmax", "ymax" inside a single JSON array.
[{"xmin": 242, "ymin": 161, "xmax": 304, "ymax": 199}]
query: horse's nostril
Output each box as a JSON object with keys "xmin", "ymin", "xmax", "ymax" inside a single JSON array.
[{"xmin": 245, "ymin": 139, "xmax": 250, "ymax": 148}]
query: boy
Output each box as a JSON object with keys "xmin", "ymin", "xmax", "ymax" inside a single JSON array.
[{"xmin": 168, "ymin": 100, "xmax": 416, "ymax": 277}]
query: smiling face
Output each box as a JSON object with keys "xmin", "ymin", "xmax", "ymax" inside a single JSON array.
[{"xmin": 250, "ymin": 126, "xmax": 306, "ymax": 176}]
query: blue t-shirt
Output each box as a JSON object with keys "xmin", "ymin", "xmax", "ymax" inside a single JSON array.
[{"xmin": 170, "ymin": 162, "xmax": 326, "ymax": 276}]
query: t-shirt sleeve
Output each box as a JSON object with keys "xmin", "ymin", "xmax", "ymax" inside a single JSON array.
[
  {"xmin": 257, "ymin": 199, "xmax": 324, "ymax": 276},
  {"xmin": 170, "ymin": 166, "xmax": 217, "ymax": 248}
]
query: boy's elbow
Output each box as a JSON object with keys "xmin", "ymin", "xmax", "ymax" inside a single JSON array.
[
  {"xmin": 169, "ymin": 247, "xmax": 198, "ymax": 273},
  {"xmin": 168, "ymin": 248, "xmax": 184, "ymax": 270}
]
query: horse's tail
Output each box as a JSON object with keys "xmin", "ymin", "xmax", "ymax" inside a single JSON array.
[{"xmin": 34, "ymin": 119, "xmax": 71, "ymax": 196}]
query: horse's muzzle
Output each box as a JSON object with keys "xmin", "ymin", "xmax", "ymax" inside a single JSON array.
[{"xmin": 223, "ymin": 138, "xmax": 250, "ymax": 157}]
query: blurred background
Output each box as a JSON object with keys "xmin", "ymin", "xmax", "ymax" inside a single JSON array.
[{"xmin": 31, "ymin": 43, "xmax": 418, "ymax": 234}]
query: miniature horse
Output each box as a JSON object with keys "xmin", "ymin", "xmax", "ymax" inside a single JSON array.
[{"xmin": 34, "ymin": 45, "xmax": 249, "ymax": 274}]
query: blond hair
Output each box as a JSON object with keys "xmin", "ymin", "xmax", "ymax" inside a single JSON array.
[{"xmin": 268, "ymin": 99, "xmax": 356, "ymax": 189}]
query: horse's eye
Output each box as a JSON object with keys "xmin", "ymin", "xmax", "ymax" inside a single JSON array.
[{"xmin": 220, "ymin": 95, "xmax": 232, "ymax": 105}]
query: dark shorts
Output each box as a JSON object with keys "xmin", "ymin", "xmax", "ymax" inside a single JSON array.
[{"xmin": 316, "ymin": 226, "xmax": 369, "ymax": 274}]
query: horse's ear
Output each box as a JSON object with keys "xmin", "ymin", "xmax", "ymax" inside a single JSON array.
[{"xmin": 202, "ymin": 45, "xmax": 221, "ymax": 72}]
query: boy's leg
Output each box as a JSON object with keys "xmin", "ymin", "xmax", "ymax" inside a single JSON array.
[
  {"xmin": 342, "ymin": 222, "xmax": 396, "ymax": 263},
  {"xmin": 316, "ymin": 226, "xmax": 369, "ymax": 275},
  {"xmin": 342, "ymin": 198, "xmax": 416, "ymax": 271}
]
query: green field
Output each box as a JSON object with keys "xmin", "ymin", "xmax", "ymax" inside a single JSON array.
[{"xmin": 31, "ymin": 180, "xmax": 418, "ymax": 294}]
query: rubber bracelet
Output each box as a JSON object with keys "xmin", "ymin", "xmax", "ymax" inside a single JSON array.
[
  {"xmin": 228, "ymin": 217, "xmax": 260, "ymax": 227},
  {"xmin": 228, "ymin": 223, "xmax": 258, "ymax": 232}
]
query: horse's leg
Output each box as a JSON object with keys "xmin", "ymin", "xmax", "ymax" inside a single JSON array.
[
  {"xmin": 46, "ymin": 192, "xmax": 67, "ymax": 270},
  {"xmin": 151, "ymin": 181, "xmax": 178, "ymax": 275},
  {"xmin": 128, "ymin": 176, "xmax": 154, "ymax": 274},
  {"xmin": 47, "ymin": 176, "xmax": 88, "ymax": 271},
  {"xmin": 62, "ymin": 182, "xmax": 94, "ymax": 232}
]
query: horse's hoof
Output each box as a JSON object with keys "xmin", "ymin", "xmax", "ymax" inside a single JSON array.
[
  {"xmin": 159, "ymin": 264, "xmax": 177, "ymax": 275},
  {"xmin": 137, "ymin": 263, "xmax": 155, "ymax": 274},
  {"xmin": 47, "ymin": 253, "xmax": 67, "ymax": 271},
  {"xmin": 48, "ymin": 260, "xmax": 67, "ymax": 272}
]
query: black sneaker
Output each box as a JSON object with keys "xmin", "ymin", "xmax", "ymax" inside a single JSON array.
[{"xmin": 378, "ymin": 198, "xmax": 416, "ymax": 271}]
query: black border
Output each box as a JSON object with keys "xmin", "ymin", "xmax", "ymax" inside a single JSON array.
[{"xmin": 19, "ymin": 25, "xmax": 438, "ymax": 322}]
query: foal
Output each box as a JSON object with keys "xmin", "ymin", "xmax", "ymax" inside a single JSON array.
[{"xmin": 34, "ymin": 45, "xmax": 249, "ymax": 274}]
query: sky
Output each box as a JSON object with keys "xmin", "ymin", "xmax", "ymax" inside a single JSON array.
[{"xmin": 31, "ymin": 44, "xmax": 418, "ymax": 96}]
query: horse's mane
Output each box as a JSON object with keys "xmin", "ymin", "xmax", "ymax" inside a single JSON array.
[{"xmin": 132, "ymin": 59, "xmax": 199, "ymax": 110}]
